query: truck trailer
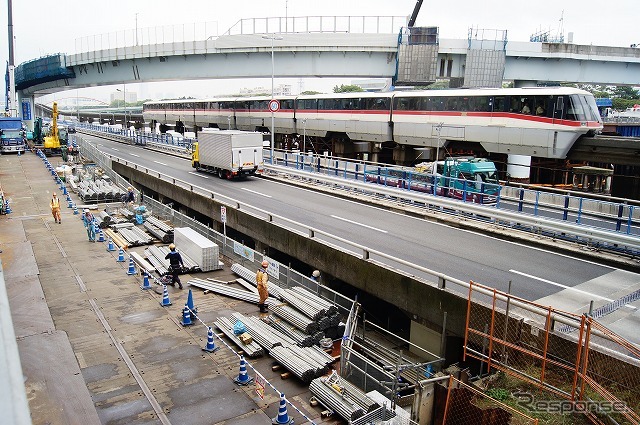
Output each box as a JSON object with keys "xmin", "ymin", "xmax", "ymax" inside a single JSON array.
[
  {"xmin": 191, "ymin": 129, "xmax": 263, "ymax": 179},
  {"xmin": 0, "ymin": 116, "xmax": 25, "ymax": 154}
]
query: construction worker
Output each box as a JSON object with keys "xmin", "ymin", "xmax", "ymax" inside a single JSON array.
[
  {"xmin": 256, "ymin": 260, "xmax": 269, "ymax": 313},
  {"xmin": 165, "ymin": 244, "xmax": 184, "ymax": 289},
  {"xmin": 82, "ymin": 209, "xmax": 96, "ymax": 242},
  {"xmin": 126, "ymin": 187, "xmax": 135, "ymax": 206},
  {"xmin": 50, "ymin": 193, "xmax": 61, "ymax": 224}
]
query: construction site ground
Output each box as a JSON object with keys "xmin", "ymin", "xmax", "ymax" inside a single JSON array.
[{"xmin": 0, "ymin": 151, "xmax": 344, "ymax": 424}]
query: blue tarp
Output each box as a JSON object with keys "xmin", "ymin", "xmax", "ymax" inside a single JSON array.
[{"xmin": 596, "ymin": 98, "xmax": 613, "ymax": 107}]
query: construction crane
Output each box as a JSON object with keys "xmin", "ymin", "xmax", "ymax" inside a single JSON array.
[{"xmin": 408, "ymin": 0, "xmax": 423, "ymax": 27}]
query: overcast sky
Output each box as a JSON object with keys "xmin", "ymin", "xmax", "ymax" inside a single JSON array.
[{"xmin": 1, "ymin": 0, "xmax": 638, "ymax": 104}]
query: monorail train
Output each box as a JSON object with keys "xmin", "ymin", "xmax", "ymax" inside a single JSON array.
[{"xmin": 143, "ymin": 87, "xmax": 602, "ymax": 160}]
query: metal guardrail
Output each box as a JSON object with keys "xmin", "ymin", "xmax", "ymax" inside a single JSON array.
[{"xmin": 265, "ymin": 164, "xmax": 640, "ymax": 254}]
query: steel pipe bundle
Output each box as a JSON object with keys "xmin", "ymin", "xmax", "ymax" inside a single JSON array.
[
  {"xmin": 280, "ymin": 288, "xmax": 326, "ymax": 320},
  {"xmin": 309, "ymin": 375, "xmax": 380, "ymax": 421},
  {"xmin": 129, "ymin": 251, "xmax": 156, "ymax": 275},
  {"xmin": 143, "ymin": 247, "xmax": 169, "ymax": 275},
  {"xmin": 111, "ymin": 222, "xmax": 135, "ymax": 229},
  {"xmin": 231, "ymin": 313, "xmax": 296, "ymax": 350},
  {"xmin": 270, "ymin": 304, "xmax": 318, "ymax": 334},
  {"xmin": 214, "ymin": 317, "xmax": 264, "ymax": 357},
  {"xmin": 118, "ymin": 226, "xmax": 153, "ymax": 246},
  {"xmin": 146, "ymin": 216, "xmax": 174, "ymax": 234},
  {"xmin": 118, "ymin": 208, "xmax": 135, "ymax": 220},
  {"xmin": 316, "ymin": 313, "xmax": 341, "ymax": 331},
  {"xmin": 188, "ymin": 278, "xmax": 277, "ymax": 306},
  {"xmin": 291, "ymin": 286, "xmax": 338, "ymax": 316},
  {"xmin": 143, "ymin": 221, "xmax": 173, "ymax": 243},
  {"xmin": 267, "ymin": 316, "xmax": 324, "ymax": 347},
  {"xmin": 232, "ymin": 278, "xmax": 258, "ymax": 294},
  {"xmin": 309, "ymin": 377, "xmax": 364, "ymax": 421},
  {"xmin": 230, "ymin": 263, "xmax": 284, "ymax": 299},
  {"xmin": 98, "ymin": 210, "xmax": 112, "ymax": 227},
  {"xmin": 269, "ymin": 346, "xmax": 330, "ymax": 383}
]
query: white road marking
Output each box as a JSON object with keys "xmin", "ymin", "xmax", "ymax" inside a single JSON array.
[
  {"xmin": 129, "ymin": 153, "xmax": 140, "ymax": 157},
  {"xmin": 111, "ymin": 148, "xmax": 119, "ymax": 151},
  {"xmin": 509, "ymin": 269, "xmax": 614, "ymax": 302},
  {"xmin": 188, "ymin": 171, "xmax": 209, "ymax": 179},
  {"xmin": 154, "ymin": 160, "xmax": 168, "ymax": 166},
  {"xmin": 242, "ymin": 187, "xmax": 271, "ymax": 198},
  {"xmin": 331, "ymin": 215, "xmax": 388, "ymax": 233}
]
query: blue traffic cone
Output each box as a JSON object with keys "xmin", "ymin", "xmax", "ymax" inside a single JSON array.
[
  {"xmin": 73, "ymin": 205, "xmax": 79, "ymax": 215},
  {"xmin": 186, "ymin": 289, "xmax": 197, "ymax": 317},
  {"xmin": 62, "ymin": 186, "xmax": 67, "ymax": 195},
  {"xmin": 160, "ymin": 284, "xmax": 172, "ymax": 306},
  {"xmin": 117, "ymin": 248, "xmax": 125, "ymax": 262},
  {"xmin": 233, "ymin": 356, "xmax": 253, "ymax": 386},
  {"xmin": 67, "ymin": 198, "xmax": 73, "ymax": 208},
  {"xmin": 107, "ymin": 238, "xmax": 116, "ymax": 252},
  {"xmin": 97, "ymin": 229, "xmax": 105, "ymax": 242},
  {"xmin": 4, "ymin": 200, "xmax": 11, "ymax": 214},
  {"xmin": 202, "ymin": 327, "xmax": 219, "ymax": 353},
  {"xmin": 126, "ymin": 257, "xmax": 136, "ymax": 275},
  {"xmin": 180, "ymin": 305, "xmax": 193, "ymax": 326},
  {"xmin": 272, "ymin": 393, "xmax": 293, "ymax": 424},
  {"xmin": 140, "ymin": 272, "xmax": 152, "ymax": 290}
]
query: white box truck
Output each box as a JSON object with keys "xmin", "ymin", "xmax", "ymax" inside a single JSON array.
[{"xmin": 191, "ymin": 129, "xmax": 263, "ymax": 179}]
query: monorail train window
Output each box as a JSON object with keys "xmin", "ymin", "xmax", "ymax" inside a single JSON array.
[
  {"xmin": 578, "ymin": 95, "xmax": 599, "ymax": 121},
  {"xmin": 299, "ymin": 99, "xmax": 317, "ymax": 110},
  {"xmin": 365, "ymin": 97, "xmax": 389, "ymax": 110},
  {"xmin": 493, "ymin": 96, "xmax": 507, "ymax": 112},
  {"xmin": 432, "ymin": 97, "xmax": 446, "ymax": 111},
  {"xmin": 567, "ymin": 95, "xmax": 586, "ymax": 121},
  {"xmin": 394, "ymin": 97, "xmax": 411, "ymax": 111},
  {"xmin": 280, "ymin": 99, "xmax": 294, "ymax": 110},
  {"xmin": 469, "ymin": 96, "xmax": 491, "ymax": 112}
]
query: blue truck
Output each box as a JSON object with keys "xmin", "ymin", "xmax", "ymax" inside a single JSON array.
[{"xmin": 0, "ymin": 116, "xmax": 25, "ymax": 154}]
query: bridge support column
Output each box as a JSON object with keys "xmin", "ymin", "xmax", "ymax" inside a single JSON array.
[
  {"xmin": 393, "ymin": 145, "xmax": 422, "ymax": 166},
  {"xmin": 507, "ymin": 154, "xmax": 531, "ymax": 183}
]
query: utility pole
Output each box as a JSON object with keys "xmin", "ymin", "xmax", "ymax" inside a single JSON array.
[{"xmin": 6, "ymin": 0, "xmax": 17, "ymax": 117}]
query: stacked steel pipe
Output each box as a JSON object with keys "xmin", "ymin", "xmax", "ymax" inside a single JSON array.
[
  {"xmin": 214, "ymin": 317, "xmax": 264, "ymax": 357},
  {"xmin": 143, "ymin": 221, "xmax": 173, "ymax": 243},
  {"xmin": 188, "ymin": 278, "xmax": 277, "ymax": 305},
  {"xmin": 231, "ymin": 313, "xmax": 296, "ymax": 350},
  {"xmin": 270, "ymin": 304, "xmax": 318, "ymax": 334},
  {"xmin": 230, "ymin": 263, "xmax": 284, "ymax": 299},
  {"xmin": 269, "ymin": 346, "xmax": 331, "ymax": 383},
  {"xmin": 146, "ymin": 216, "xmax": 174, "ymax": 235},
  {"xmin": 291, "ymin": 286, "xmax": 338, "ymax": 315},
  {"xmin": 267, "ymin": 316, "xmax": 324, "ymax": 348},
  {"xmin": 118, "ymin": 226, "xmax": 153, "ymax": 246},
  {"xmin": 280, "ymin": 288, "xmax": 326, "ymax": 320},
  {"xmin": 309, "ymin": 374, "xmax": 382, "ymax": 421}
]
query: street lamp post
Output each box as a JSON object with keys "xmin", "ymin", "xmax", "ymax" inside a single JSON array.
[
  {"xmin": 302, "ymin": 118, "xmax": 307, "ymax": 153},
  {"xmin": 117, "ymin": 86, "xmax": 127, "ymax": 135},
  {"xmin": 262, "ymin": 34, "xmax": 283, "ymax": 164}
]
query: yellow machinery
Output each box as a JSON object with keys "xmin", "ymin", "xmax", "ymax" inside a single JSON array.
[{"xmin": 43, "ymin": 102, "xmax": 61, "ymax": 150}]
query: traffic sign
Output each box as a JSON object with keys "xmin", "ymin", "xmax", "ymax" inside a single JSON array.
[
  {"xmin": 221, "ymin": 206, "xmax": 227, "ymax": 223},
  {"xmin": 255, "ymin": 372, "xmax": 266, "ymax": 400},
  {"xmin": 268, "ymin": 99, "xmax": 280, "ymax": 113}
]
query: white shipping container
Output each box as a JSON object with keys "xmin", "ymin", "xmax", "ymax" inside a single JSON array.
[{"xmin": 173, "ymin": 227, "xmax": 221, "ymax": 272}]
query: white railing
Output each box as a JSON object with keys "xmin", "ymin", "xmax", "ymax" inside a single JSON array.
[{"xmin": 74, "ymin": 16, "xmax": 405, "ymax": 55}]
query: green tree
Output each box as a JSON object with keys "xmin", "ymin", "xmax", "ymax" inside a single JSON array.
[
  {"xmin": 300, "ymin": 90, "xmax": 322, "ymax": 95},
  {"xmin": 333, "ymin": 84, "xmax": 364, "ymax": 93},
  {"xmin": 612, "ymin": 86, "xmax": 640, "ymax": 100}
]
